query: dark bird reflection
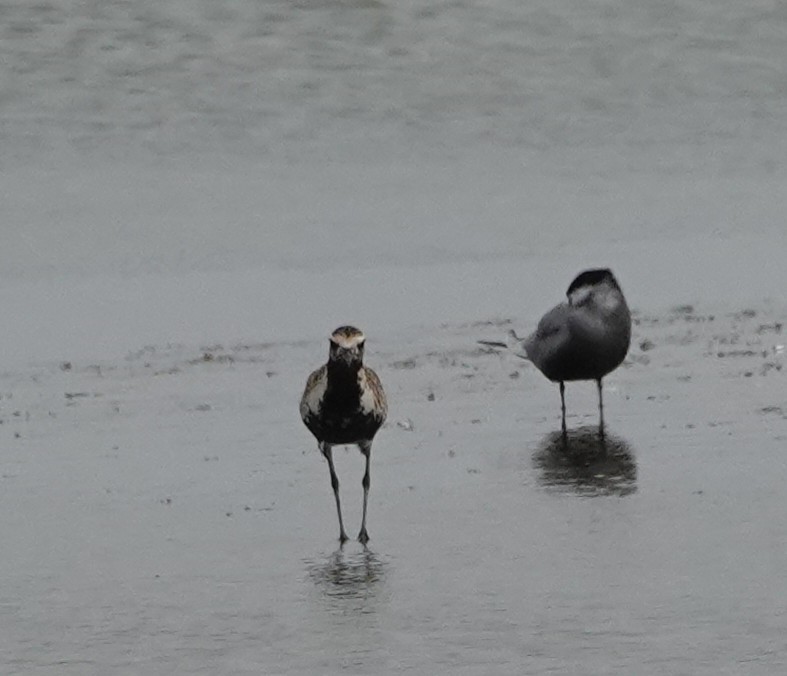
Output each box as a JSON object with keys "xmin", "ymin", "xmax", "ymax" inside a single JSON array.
[
  {"xmin": 533, "ymin": 426, "xmax": 637, "ymax": 496},
  {"xmin": 305, "ymin": 547, "xmax": 386, "ymax": 607}
]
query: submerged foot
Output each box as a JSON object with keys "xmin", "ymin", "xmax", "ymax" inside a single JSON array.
[
  {"xmin": 339, "ymin": 531, "xmax": 349, "ymax": 545},
  {"xmin": 358, "ymin": 529, "xmax": 370, "ymax": 545}
]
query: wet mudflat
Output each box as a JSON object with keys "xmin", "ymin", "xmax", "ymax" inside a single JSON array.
[
  {"xmin": 3, "ymin": 0, "xmax": 787, "ymax": 672},
  {"xmin": 1, "ymin": 304, "xmax": 784, "ymax": 674}
]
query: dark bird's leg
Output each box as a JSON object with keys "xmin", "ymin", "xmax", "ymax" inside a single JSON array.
[
  {"xmin": 358, "ymin": 441, "xmax": 372, "ymax": 545},
  {"xmin": 559, "ymin": 381, "xmax": 567, "ymax": 437},
  {"xmin": 596, "ymin": 378, "xmax": 606, "ymax": 438},
  {"xmin": 321, "ymin": 442, "xmax": 348, "ymax": 544}
]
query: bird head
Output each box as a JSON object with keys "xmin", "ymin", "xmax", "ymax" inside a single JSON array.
[
  {"xmin": 566, "ymin": 268, "xmax": 624, "ymax": 310},
  {"xmin": 328, "ymin": 325, "xmax": 366, "ymax": 366}
]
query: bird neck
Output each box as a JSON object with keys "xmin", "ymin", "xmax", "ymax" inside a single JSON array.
[{"xmin": 327, "ymin": 360, "xmax": 362, "ymax": 385}]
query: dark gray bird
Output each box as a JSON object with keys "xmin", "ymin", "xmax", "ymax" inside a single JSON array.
[
  {"xmin": 480, "ymin": 269, "xmax": 631, "ymax": 435},
  {"xmin": 300, "ymin": 326, "xmax": 387, "ymax": 544}
]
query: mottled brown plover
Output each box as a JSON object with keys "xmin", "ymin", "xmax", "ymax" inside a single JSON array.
[{"xmin": 300, "ymin": 326, "xmax": 387, "ymax": 545}]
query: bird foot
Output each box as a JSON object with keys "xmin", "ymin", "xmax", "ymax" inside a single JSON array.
[
  {"xmin": 357, "ymin": 529, "xmax": 370, "ymax": 545},
  {"xmin": 339, "ymin": 531, "xmax": 349, "ymax": 545}
]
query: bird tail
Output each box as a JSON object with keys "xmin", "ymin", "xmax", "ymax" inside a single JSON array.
[{"xmin": 478, "ymin": 329, "xmax": 530, "ymax": 361}]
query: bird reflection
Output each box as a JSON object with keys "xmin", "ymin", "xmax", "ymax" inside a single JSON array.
[
  {"xmin": 533, "ymin": 426, "xmax": 637, "ymax": 496},
  {"xmin": 305, "ymin": 547, "xmax": 386, "ymax": 606}
]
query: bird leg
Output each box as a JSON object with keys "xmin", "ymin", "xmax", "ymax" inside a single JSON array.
[
  {"xmin": 559, "ymin": 381, "xmax": 567, "ymax": 437},
  {"xmin": 596, "ymin": 378, "xmax": 605, "ymax": 438},
  {"xmin": 321, "ymin": 443, "xmax": 349, "ymax": 544},
  {"xmin": 358, "ymin": 441, "xmax": 371, "ymax": 545}
]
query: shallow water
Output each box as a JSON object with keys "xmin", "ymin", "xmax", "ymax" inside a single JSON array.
[
  {"xmin": 2, "ymin": 1, "xmax": 787, "ymax": 674},
  {"xmin": 3, "ymin": 0, "xmax": 787, "ymax": 172},
  {"xmin": 1, "ymin": 309, "xmax": 786, "ymax": 674},
  {"xmin": 532, "ymin": 427, "xmax": 637, "ymax": 497}
]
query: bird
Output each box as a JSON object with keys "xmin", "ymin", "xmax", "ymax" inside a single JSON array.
[
  {"xmin": 300, "ymin": 326, "xmax": 387, "ymax": 545},
  {"xmin": 479, "ymin": 268, "xmax": 631, "ymax": 436}
]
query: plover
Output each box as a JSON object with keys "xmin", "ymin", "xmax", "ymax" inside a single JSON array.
[
  {"xmin": 480, "ymin": 269, "xmax": 631, "ymax": 435},
  {"xmin": 300, "ymin": 326, "xmax": 387, "ymax": 545}
]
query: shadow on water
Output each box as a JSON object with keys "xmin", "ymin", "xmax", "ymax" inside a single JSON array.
[
  {"xmin": 304, "ymin": 547, "xmax": 387, "ymax": 612},
  {"xmin": 532, "ymin": 426, "xmax": 637, "ymax": 496}
]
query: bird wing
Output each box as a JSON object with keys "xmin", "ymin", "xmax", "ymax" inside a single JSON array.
[
  {"xmin": 522, "ymin": 304, "xmax": 574, "ymax": 376},
  {"xmin": 533, "ymin": 304, "xmax": 568, "ymax": 340},
  {"xmin": 300, "ymin": 364, "xmax": 327, "ymax": 422},
  {"xmin": 361, "ymin": 366, "xmax": 388, "ymax": 423}
]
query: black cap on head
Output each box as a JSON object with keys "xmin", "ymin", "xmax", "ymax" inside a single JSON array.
[{"xmin": 566, "ymin": 268, "xmax": 619, "ymax": 297}]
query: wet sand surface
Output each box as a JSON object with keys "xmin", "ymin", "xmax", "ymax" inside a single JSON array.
[
  {"xmin": 1, "ymin": 304, "xmax": 784, "ymax": 674},
  {"xmin": 3, "ymin": 0, "xmax": 787, "ymax": 672}
]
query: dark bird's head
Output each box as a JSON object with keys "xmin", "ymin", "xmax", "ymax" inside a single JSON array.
[
  {"xmin": 328, "ymin": 325, "xmax": 366, "ymax": 367},
  {"xmin": 566, "ymin": 268, "xmax": 624, "ymax": 308}
]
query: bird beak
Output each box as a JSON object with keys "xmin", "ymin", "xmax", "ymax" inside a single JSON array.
[{"xmin": 338, "ymin": 347, "xmax": 358, "ymax": 364}]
